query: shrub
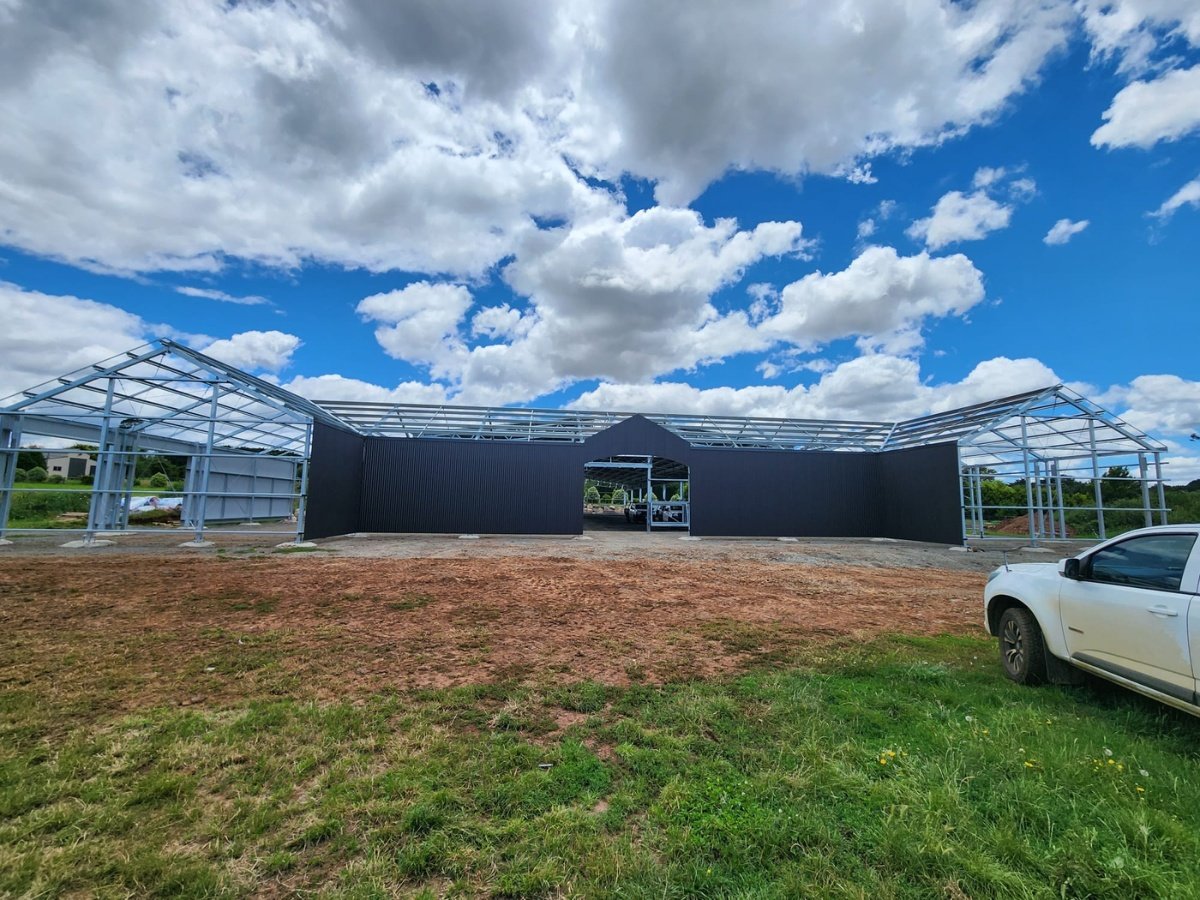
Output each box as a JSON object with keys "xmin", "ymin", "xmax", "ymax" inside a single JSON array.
[
  {"xmin": 149, "ymin": 472, "xmax": 170, "ymax": 489},
  {"xmin": 47, "ymin": 474, "xmax": 65, "ymax": 484},
  {"xmin": 79, "ymin": 474, "xmax": 93, "ymax": 485},
  {"xmin": 8, "ymin": 488, "xmax": 91, "ymax": 524},
  {"xmin": 26, "ymin": 466, "xmax": 47, "ymax": 483},
  {"xmin": 14, "ymin": 467, "xmax": 27, "ymax": 482}
]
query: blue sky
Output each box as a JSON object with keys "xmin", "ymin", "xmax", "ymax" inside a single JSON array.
[{"xmin": 1, "ymin": 1, "xmax": 1198, "ymax": 476}]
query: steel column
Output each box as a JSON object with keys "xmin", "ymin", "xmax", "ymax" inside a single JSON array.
[
  {"xmin": 1020, "ymin": 417, "xmax": 1036, "ymax": 545},
  {"xmin": 1138, "ymin": 453, "xmax": 1152, "ymax": 529},
  {"xmin": 1089, "ymin": 418, "xmax": 1105, "ymax": 540},
  {"xmin": 1054, "ymin": 461, "xmax": 1066, "ymax": 539},
  {"xmin": 84, "ymin": 377, "xmax": 118, "ymax": 543},
  {"xmin": 0, "ymin": 414, "xmax": 22, "ymax": 541},
  {"xmin": 192, "ymin": 384, "xmax": 221, "ymax": 543},
  {"xmin": 1154, "ymin": 452, "xmax": 1168, "ymax": 526},
  {"xmin": 293, "ymin": 421, "xmax": 313, "ymax": 542}
]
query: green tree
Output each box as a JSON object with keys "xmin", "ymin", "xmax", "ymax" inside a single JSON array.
[
  {"xmin": 17, "ymin": 449, "xmax": 45, "ymax": 471},
  {"xmin": 149, "ymin": 472, "xmax": 171, "ymax": 489},
  {"xmin": 979, "ymin": 479, "xmax": 1023, "ymax": 513},
  {"xmin": 584, "ymin": 483, "xmax": 601, "ymax": 504},
  {"xmin": 1102, "ymin": 465, "xmax": 1139, "ymax": 502},
  {"xmin": 14, "ymin": 468, "xmax": 27, "ymax": 481}
]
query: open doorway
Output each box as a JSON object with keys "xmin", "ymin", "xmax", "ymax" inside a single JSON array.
[{"xmin": 583, "ymin": 454, "xmax": 689, "ymax": 532}]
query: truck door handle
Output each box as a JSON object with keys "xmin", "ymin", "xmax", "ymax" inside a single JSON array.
[{"xmin": 1146, "ymin": 605, "xmax": 1179, "ymax": 617}]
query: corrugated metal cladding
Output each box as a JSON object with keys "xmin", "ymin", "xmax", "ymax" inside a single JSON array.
[
  {"xmin": 304, "ymin": 414, "xmax": 964, "ymax": 543},
  {"xmin": 878, "ymin": 442, "xmax": 963, "ymax": 545},
  {"xmin": 359, "ymin": 437, "xmax": 580, "ymax": 534},
  {"xmin": 304, "ymin": 423, "xmax": 364, "ymax": 539}
]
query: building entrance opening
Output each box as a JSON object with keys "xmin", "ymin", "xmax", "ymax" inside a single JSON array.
[{"xmin": 583, "ymin": 455, "xmax": 689, "ymax": 532}]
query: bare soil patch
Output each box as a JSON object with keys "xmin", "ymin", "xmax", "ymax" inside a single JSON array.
[{"xmin": 0, "ymin": 554, "xmax": 986, "ymax": 715}]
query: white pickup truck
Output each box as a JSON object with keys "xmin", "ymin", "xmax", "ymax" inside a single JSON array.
[{"xmin": 984, "ymin": 524, "xmax": 1200, "ymax": 716}]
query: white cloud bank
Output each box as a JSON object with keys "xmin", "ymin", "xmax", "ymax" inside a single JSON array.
[
  {"xmin": 0, "ymin": 0, "xmax": 1077, "ymax": 275},
  {"xmin": 345, "ymin": 216, "xmax": 986, "ymax": 405},
  {"xmin": 0, "ymin": 282, "xmax": 300, "ymax": 399},
  {"xmin": 570, "ymin": 354, "xmax": 1062, "ymax": 422}
]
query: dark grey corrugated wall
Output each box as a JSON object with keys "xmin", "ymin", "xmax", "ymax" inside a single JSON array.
[
  {"xmin": 359, "ymin": 437, "xmax": 581, "ymax": 534},
  {"xmin": 304, "ymin": 422, "xmax": 364, "ymax": 539},
  {"xmin": 688, "ymin": 447, "xmax": 882, "ymax": 537},
  {"xmin": 304, "ymin": 414, "xmax": 964, "ymax": 542},
  {"xmin": 879, "ymin": 442, "xmax": 963, "ymax": 544}
]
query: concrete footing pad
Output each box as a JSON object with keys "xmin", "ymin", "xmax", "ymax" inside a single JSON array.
[
  {"xmin": 275, "ymin": 541, "xmax": 318, "ymax": 549},
  {"xmin": 0, "ymin": 538, "xmax": 14, "ymax": 546},
  {"xmin": 458, "ymin": 534, "xmax": 481, "ymax": 540},
  {"xmin": 680, "ymin": 536, "xmax": 701, "ymax": 541},
  {"xmin": 61, "ymin": 539, "xmax": 116, "ymax": 549},
  {"xmin": 179, "ymin": 540, "xmax": 216, "ymax": 549},
  {"xmin": 776, "ymin": 537, "xmax": 799, "ymax": 543}
]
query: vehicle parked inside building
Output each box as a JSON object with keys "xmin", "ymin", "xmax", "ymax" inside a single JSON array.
[{"xmin": 984, "ymin": 525, "xmax": 1200, "ymax": 716}]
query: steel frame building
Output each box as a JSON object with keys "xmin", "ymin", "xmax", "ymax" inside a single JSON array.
[{"xmin": 0, "ymin": 339, "xmax": 1172, "ymax": 545}]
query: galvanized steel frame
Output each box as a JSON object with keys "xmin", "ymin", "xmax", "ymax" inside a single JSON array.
[{"xmin": 0, "ymin": 339, "xmax": 1173, "ymax": 546}]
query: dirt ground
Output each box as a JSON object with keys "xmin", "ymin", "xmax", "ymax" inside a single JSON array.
[{"xmin": 0, "ymin": 534, "xmax": 1022, "ymax": 720}]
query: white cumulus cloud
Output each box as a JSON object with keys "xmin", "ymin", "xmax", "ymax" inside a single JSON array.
[
  {"xmin": 580, "ymin": 0, "xmax": 1072, "ymax": 204},
  {"xmin": 908, "ymin": 190, "xmax": 1014, "ymax": 250},
  {"xmin": 1151, "ymin": 175, "xmax": 1200, "ymax": 218},
  {"xmin": 1043, "ymin": 217, "xmax": 1090, "ymax": 244},
  {"xmin": 761, "ymin": 247, "xmax": 985, "ymax": 353},
  {"xmin": 0, "ymin": 282, "xmax": 152, "ymax": 400},
  {"xmin": 1099, "ymin": 374, "xmax": 1200, "ymax": 435},
  {"xmin": 1077, "ymin": 0, "xmax": 1200, "ymax": 72},
  {"xmin": 356, "ymin": 282, "xmax": 474, "ymax": 376},
  {"xmin": 198, "ymin": 331, "xmax": 301, "ymax": 373},
  {"xmin": 1092, "ymin": 65, "xmax": 1200, "ymax": 149}
]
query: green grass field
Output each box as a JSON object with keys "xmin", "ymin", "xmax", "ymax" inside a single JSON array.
[{"xmin": 3, "ymin": 632, "xmax": 1199, "ymax": 898}]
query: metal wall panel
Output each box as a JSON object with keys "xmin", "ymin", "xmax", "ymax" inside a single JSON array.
[
  {"xmin": 689, "ymin": 448, "xmax": 881, "ymax": 537},
  {"xmin": 878, "ymin": 441, "xmax": 963, "ymax": 544},
  {"xmin": 308, "ymin": 414, "xmax": 963, "ymax": 543},
  {"xmin": 359, "ymin": 436, "xmax": 581, "ymax": 534},
  {"xmin": 183, "ymin": 454, "xmax": 296, "ymax": 523},
  {"xmin": 304, "ymin": 422, "xmax": 364, "ymax": 539}
]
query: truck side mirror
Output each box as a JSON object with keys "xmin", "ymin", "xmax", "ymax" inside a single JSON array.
[{"xmin": 1062, "ymin": 558, "xmax": 1082, "ymax": 580}]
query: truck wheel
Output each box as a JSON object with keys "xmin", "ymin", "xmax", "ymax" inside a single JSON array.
[{"xmin": 998, "ymin": 607, "xmax": 1046, "ymax": 685}]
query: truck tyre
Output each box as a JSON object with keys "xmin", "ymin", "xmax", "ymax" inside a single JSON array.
[{"xmin": 998, "ymin": 606, "xmax": 1046, "ymax": 685}]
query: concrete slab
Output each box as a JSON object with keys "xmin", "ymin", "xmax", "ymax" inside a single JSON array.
[
  {"xmin": 61, "ymin": 539, "xmax": 116, "ymax": 549},
  {"xmin": 275, "ymin": 541, "xmax": 318, "ymax": 549},
  {"xmin": 179, "ymin": 540, "xmax": 216, "ymax": 549}
]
